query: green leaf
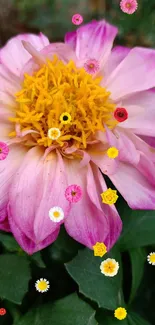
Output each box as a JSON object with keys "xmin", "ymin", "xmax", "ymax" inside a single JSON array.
[
  {"xmin": 128, "ymin": 248, "xmax": 146, "ymax": 304},
  {"xmin": 99, "ymin": 316, "xmax": 128, "ymax": 325},
  {"xmin": 0, "ymin": 254, "xmax": 31, "ymax": 304},
  {"xmin": 118, "ymin": 207, "xmax": 155, "ymax": 250},
  {"xmin": 0, "ymin": 232, "xmax": 20, "ymax": 252},
  {"xmin": 14, "ymin": 293, "xmax": 97, "ymax": 325},
  {"xmin": 30, "ymin": 251, "xmax": 46, "ymax": 268},
  {"xmin": 128, "ymin": 312, "xmax": 151, "ymax": 325},
  {"xmin": 66, "ymin": 247, "xmax": 123, "ymax": 310},
  {"xmin": 47, "ymin": 226, "xmax": 82, "ymax": 263}
]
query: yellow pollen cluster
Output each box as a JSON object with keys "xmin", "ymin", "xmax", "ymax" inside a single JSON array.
[
  {"xmin": 101, "ymin": 188, "xmax": 118, "ymax": 205},
  {"xmin": 93, "ymin": 242, "xmax": 107, "ymax": 257},
  {"xmin": 9, "ymin": 56, "xmax": 117, "ymax": 150}
]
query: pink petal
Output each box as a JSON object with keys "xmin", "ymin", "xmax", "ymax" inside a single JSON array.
[
  {"xmin": 0, "ymin": 123, "xmax": 14, "ymax": 143},
  {"xmin": 105, "ymin": 47, "xmax": 155, "ymax": 100},
  {"xmin": 117, "ymin": 89, "xmax": 155, "ymax": 136},
  {"xmin": 8, "ymin": 148, "xmax": 70, "ymax": 254},
  {"xmin": 65, "ymin": 20, "xmax": 118, "ymax": 69},
  {"xmin": 139, "ymin": 135, "xmax": 155, "ymax": 148},
  {"xmin": 0, "ymin": 33, "xmax": 49, "ymax": 76},
  {"xmin": 109, "ymin": 161, "xmax": 155, "ymax": 209},
  {"xmin": 136, "ymin": 152, "xmax": 155, "ymax": 186},
  {"xmin": 119, "ymin": 114, "xmax": 155, "ymax": 137},
  {"xmin": 7, "ymin": 215, "xmax": 59, "ymax": 255},
  {"xmin": 21, "ymin": 42, "xmax": 77, "ymax": 76},
  {"xmin": 64, "ymin": 31, "xmax": 77, "ymax": 51},
  {"xmin": 105, "ymin": 126, "xmax": 140, "ymax": 165},
  {"xmin": 0, "ymin": 144, "xmax": 27, "ymax": 232},
  {"xmin": 0, "ymin": 65, "xmax": 20, "ymax": 95},
  {"xmin": 64, "ymin": 159, "xmax": 122, "ymax": 250},
  {"xmin": 90, "ymin": 152, "xmax": 118, "ymax": 176},
  {"xmin": 103, "ymin": 45, "xmax": 131, "ymax": 79},
  {"xmin": 127, "ymin": 132, "xmax": 155, "ymax": 163}
]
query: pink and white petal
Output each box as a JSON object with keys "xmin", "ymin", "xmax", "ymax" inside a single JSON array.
[
  {"xmin": 90, "ymin": 151, "xmax": 118, "ymax": 175},
  {"xmin": 8, "ymin": 214, "xmax": 59, "ymax": 255},
  {"xmin": 105, "ymin": 47, "xmax": 155, "ymax": 100},
  {"xmin": 136, "ymin": 152, "xmax": 155, "ymax": 186},
  {"xmin": 120, "ymin": 89, "xmax": 155, "ymax": 110},
  {"xmin": 21, "ymin": 42, "xmax": 77, "ymax": 76},
  {"xmin": 109, "ymin": 162, "xmax": 155, "ymax": 209},
  {"xmin": 64, "ymin": 160, "xmax": 122, "ymax": 250},
  {"xmin": 128, "ymin": 132, "xmax": 155, "ymax": 163},
  {"xmin": 103, "ymin": 45, "xmax": 131, "ymax": 80},
  {"xmin": 33, "ymin": 150, "xmax": 70, "ymax": 241},
  {"xmin": 8, "ymin": 148, "xmax": 70, "ymax": 248},
  {"xmin": 117, "ymin": 90, "xmax": 155, "ymax": 136},
  {"xmin": 105, "ymin": 126, "xmax": 140, "ymax": 165},
  {"xmin": 139, "ymin": 135, "xmax": 155, "ymax": 148},
  {"xmin": 0, "ymin": 144, "xmax": 27, "ymax": 230},
  {"xmin": 0, "ymin": 123, "xmax": 14, "ymax": 142},
  {"xmin": 0, "ymin": 65, "xmax": 21, "ymax": 95},
  {"xmin": 119, "ymin": 114, "xmax": 155, "ymax": 137},
  {"xmin": 65, "ymin": 20, "xmax": 118, "ymax": 69},
  {"xmin": 87, "ymin": 165, "xmax": 122, "ymax": 249},
  {"xmin": 16, "ymin": 32, "xmax": 49, "ymax": 48},
  {"xmin": 0, "ymin": 33, "xmax": 49, "ymax": 76},
  {"xmin": 64, "ymin": 31, "xmax": 77, "ymax": 51},
  {"xmin": 0, "ymin": 91, "xmax": 15, "ymax": 121}
]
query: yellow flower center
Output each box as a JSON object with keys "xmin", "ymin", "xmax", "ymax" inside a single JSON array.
[
  {"xmin": 37, "ymin": 280, "xmax": 48, "ymax": 291},
  {"xmin": 9, "ymin": 56, "xmax": 117, "ymax": 152},
  {"xmin": 103, "ymin": 261, "xmax": 116, "ymax": 274},
  {"xmin": 149, "ymin": 254, "xmax": 155, "ymax": 263},
  {"xmin": 53, "ymin": 211, "xmax": 60, "ymax": 218},
  {"xmin": 93, "ymin": 242, "xmax": 107, "ymax": 257},
  {"xmin": 126, "ymin": 2, "xmax": 131, "ymax": 8},
  {"xmin": 107, "ymin": 146, "xmax": 119, "ymax": 159},
  {"xmin": 114, "ymin": 307, "xmax": 127, "ymax": 320}
]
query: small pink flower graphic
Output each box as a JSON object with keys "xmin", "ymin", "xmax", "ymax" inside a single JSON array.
[
  {"xmin": 65, "ymin": 185, "xmax": 82, "ymax": 203},
  {"xmin": 120, "ymin": 0, "xmax": 138, "ymax": 14},
  {"xmin": 0, "ymin": 142, "xmax": 9, "ymax": 160},
  {"xmin": 84, "ymin": 59, "xmax": 100, "ymax": 74},
  {"xmin": 72, "ymin": 14, "xmax": 83, "ymax": 25}
]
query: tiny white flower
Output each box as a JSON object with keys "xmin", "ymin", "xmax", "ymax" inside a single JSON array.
[
  {"xmin": 49, "ymin": 206, "xmax": 64, "ymax": 222},
  {"xmin": 100, "ymin": 258, "xmax": 119, "ymax": 277},
  {"xmin": 147, "ymin": 252, "xmax": 155, "ymax": 265},
  {"xmin": 48, "ymin": 127, "xmax": 61, "ymax": 140},
  {"xmin": 35, "ymin": 278, "xmax": 50, "ymax": 293}
]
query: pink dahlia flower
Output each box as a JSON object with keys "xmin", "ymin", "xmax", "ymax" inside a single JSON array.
[
  {"xmin": 0, "ymin": 21, "xmax": 155, "ymax": 254},
  {"xmin": 120, "ymin": 0, "xmax": 138, "ymax": 14}
]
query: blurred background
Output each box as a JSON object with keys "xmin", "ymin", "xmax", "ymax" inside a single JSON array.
[{"xmin": 0, "ymin": 0, "xmax": 155, "ymax": 48}]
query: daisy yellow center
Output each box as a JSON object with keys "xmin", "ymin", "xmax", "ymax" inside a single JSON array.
[
  {"xmin": 103, "ymin": 261, "xmax": 116, "ymax": 274},
  {"xmin": 37, "ymin": 280, "xmax": 48, "ymax": 291},
  {"xmin": 149, "ymin": 254, "xmax": 155, "ymax": 263},
  {"xmin": 114, "ymin": 307, "xmax": 127, "ymax": 320},
  {"xmin": 9, "ymin": 56, "xmax": 117, "ymax": 151},
  {"xmin": 53, "ymin": 211, "xmax": 60, "ymax": 218},
  {"xmin": 107, "ymin": 147, "xmax": 119, "ymax": 159}
]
